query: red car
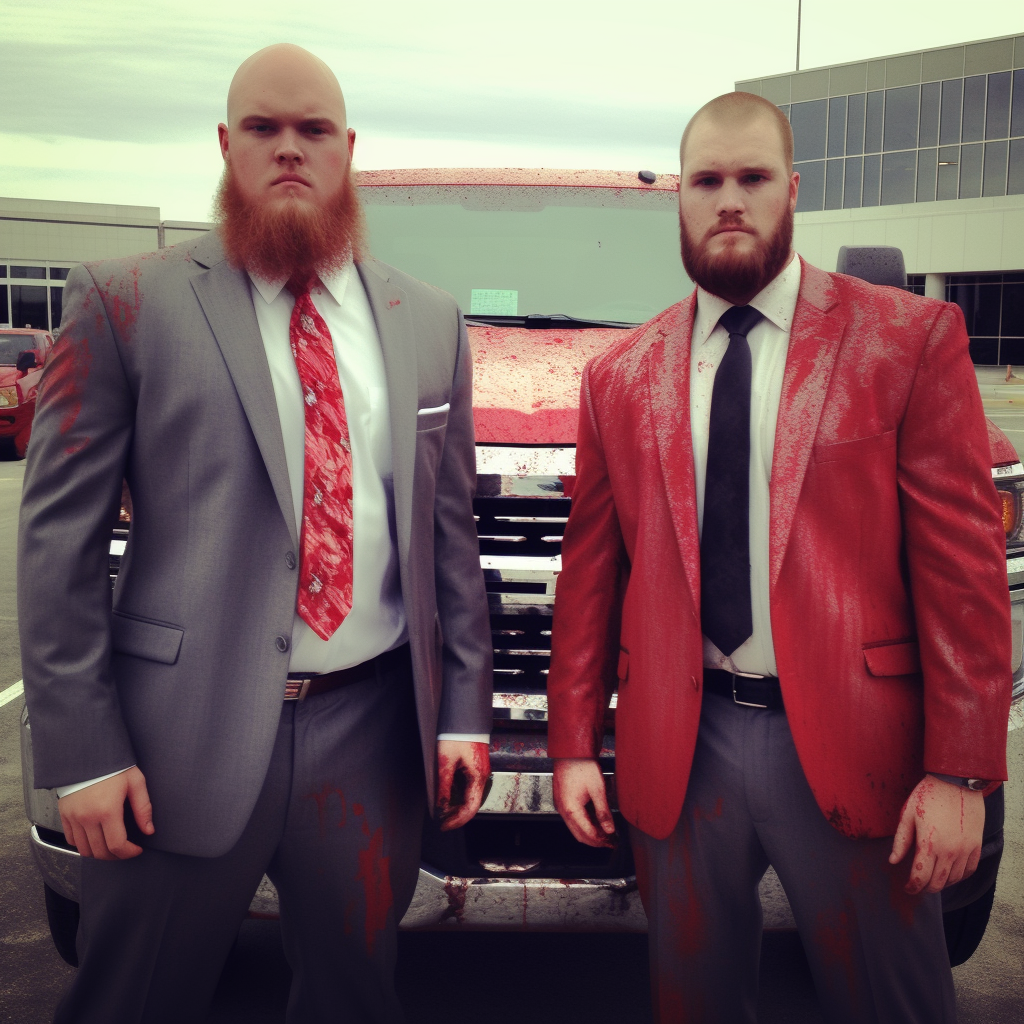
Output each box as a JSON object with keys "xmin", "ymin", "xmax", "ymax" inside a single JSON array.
[{"xmin": 0, "ymin": 328, "xmax": 53, "ymax": 458}]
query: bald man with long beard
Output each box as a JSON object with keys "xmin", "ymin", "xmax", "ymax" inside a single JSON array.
[{"xmin": 19, "ymin": 45, "xmax": 492, "ymax": 1023}]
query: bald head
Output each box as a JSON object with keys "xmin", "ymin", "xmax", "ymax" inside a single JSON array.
[
  {"xmin": 680, "ymin": 92, "xmax": 793, "ymax": 174},
  {"xmin": 226, "ymin": 43, "xmax": 346, "ymax": 129}
]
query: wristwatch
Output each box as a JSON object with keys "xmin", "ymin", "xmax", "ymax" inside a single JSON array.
[{"xmin": 929, "ymin": 773, "xmax": 989, "ymax": 791}]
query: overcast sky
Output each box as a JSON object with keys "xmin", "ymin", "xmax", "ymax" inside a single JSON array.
[{"xmin": 2, "ymin": 0, "xmax": 1021, "ymax": 221}]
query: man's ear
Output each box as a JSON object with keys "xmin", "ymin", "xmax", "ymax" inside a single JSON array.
[
  {"xmin": 789, "ymin": 169, "xmax": 800, "ymax": 212},
  {"xmin": 218, "ymin": 123, "xmax": 230, "ymax": 163}
]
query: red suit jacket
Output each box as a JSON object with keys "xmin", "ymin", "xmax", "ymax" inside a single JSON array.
[{"xmin": 547, "ymin": 259, "xmax": 1011, "ymax": 841}]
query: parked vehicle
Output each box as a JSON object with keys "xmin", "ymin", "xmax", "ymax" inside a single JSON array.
[
  {"xmin": 0, "ymin": 327, "xmax": 52, "ymax": 458},
  {"xmin": 21, "ymin": 175, "xmax": 1024, "ymax": 969}
]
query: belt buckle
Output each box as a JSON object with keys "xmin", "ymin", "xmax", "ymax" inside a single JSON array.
[
  {"xmin": 730, "ymin": 670, "xmax": 769, "ymax": 709},
  {"xmin": 284, "ymin": 676, "xmax": 312, "ymax": 701}
]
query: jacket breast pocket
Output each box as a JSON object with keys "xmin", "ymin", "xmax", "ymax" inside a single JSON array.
[
  {"xmin": 863, "ymin": 639, "xmax": 921, "ymax": 677},
  {"xmin": 812, "ymin": 428, "xmax": 896, "ymax": 464},
  {"xmin": 416, "ymin": 404, "xmax": 450, "ymax": 432},
  {"xmin": 111, "ymin": 611, "xmax": 184, "ymax": 665}
]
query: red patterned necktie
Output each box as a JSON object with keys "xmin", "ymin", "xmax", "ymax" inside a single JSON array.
[{"xmin": 287, "ymin": 279, "xmax": 353, "ymax": 640}]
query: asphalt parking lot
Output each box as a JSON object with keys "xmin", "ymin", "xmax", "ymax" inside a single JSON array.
[{"xmin": 1, "ymin": 456, "xmax": 1022, "ymax": 1022}]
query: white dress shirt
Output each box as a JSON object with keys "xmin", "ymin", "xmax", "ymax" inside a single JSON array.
[
  {"xmin": 249, "ymin": 263, "xmax": 407, "ymax": 673},
  {"xmin": 690, "ymin": 254, "xmax": 801, "ymax": 677},
  {"xmin": 58, "ymin": 263, "xmax": 483, "ymax": 799}
]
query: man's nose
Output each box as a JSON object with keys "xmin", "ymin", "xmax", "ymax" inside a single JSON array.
[
  {"xmin": 716, "ymin": 180, "xmax": 746, "ymax": 216},
  {"xmin": 275, "ymin": 130, "xmax": 304, "ymax": 163}
]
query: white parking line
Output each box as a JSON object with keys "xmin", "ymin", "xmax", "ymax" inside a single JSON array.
[{"xmin": 0, "ymin": 680, "xmax": 25, "ymax": 708}]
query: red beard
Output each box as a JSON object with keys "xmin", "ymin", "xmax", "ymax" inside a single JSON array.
[
  {"xmin": 215, "ymin": 161, "xmax": 367, "ymax": 284},
  {"xmin": 680, "ymin": 207, "xmax": 792, "ymax": 304}
]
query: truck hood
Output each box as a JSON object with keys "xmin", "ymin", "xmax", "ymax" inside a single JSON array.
[{"xmin": 469, "ymin": 325, "xmax": 634, "ymax": 444}]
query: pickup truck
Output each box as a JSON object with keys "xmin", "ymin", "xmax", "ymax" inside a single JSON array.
[{"xmin": 21, "ymin": 171, "xmax": 1024, "ymax": 969}]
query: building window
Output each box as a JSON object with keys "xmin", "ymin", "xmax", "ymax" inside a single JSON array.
[
  {"xmin": 947, "ymin": 273, "xmax": 1024, "ymax": 366},
  {"xmin": 882, "ymin": 151, "xmax": 917, "ymax": 205},
  {"xmin": 49, "ymin": 287, "xmax": 63, "ymax": 330},
  {"xmin": 846, "ymin": 93, "xmax": 866, "ymax": 156},
  {"xmin": 884, "ymin": 87, "xmax": 919, "ymax": 152},
  {"xmin": 825, "ymin": 158, "xmax": 844, "ymax": 209},
  {"xmin": 906, "ymin": 275, "xmax": 926, "ymax": 296},
  {"xmin": 11, "ymin": 266, "xmax": 46, "ymax": 280},
  {"xmin": 11, "ymin": 286, "xmax": 48, "ymax": 330},
  {"xmin": 961, "ymin": 75, "xmax": 986, "ymax": 144},
  {"xmin": 792, "ymin": 100, "xmax": 828, "ymax": 161},
  {"xmin": 795, "ymin": 160, "xmax": 825, "ymax": 212},
  {"xmin": 0, "ymin": 287, "xmax": 9, "ymax": 328},
  {"xmin": 843, "ymin": 157, "xmax": 863, "ymax": 208},
  {"xmin": 49, "ymin": 267, "xmax": 71, "ymax": 281}
]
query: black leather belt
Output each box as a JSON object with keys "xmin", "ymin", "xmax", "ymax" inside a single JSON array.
[
  {"xmin": 703, "ymin": 668, "xmax": 785, "ymax": 711},
  {"xmin": 284, "ymin": 643, "xmax": 410, "ymax": 701}
]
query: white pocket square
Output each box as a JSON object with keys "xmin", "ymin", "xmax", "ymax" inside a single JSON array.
[{"xmin": 417, "ymin": 403, "xmax": 450, "ymax": 416}]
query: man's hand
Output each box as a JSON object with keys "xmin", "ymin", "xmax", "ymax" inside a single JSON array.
[
  {"xmin": 436, "ymin": 740, "xmax": 490, "ymax": 831},
  {"xmin": 553, "ymin": 758, "xmax": 616, "ymax": 848},
  {"xmin": 889, "ymin": 775, "xmax": 985, "ymax": 894},
  {"xmin": 58, "ymin": 766, "xmax": 155, "ymax": 861}
]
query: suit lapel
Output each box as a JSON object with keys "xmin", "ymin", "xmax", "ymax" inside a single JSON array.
[
  {"xmin": 647, "ymin": 294, "xmax": 701, "ymax": 615},
  {"xmin": 189, "ymin": 235, "xmax": 298, "ymax": 547},
  {"xmin": 769, "ymin": 259, "xmax": 845, "ymax": 593},
  {"xmin": 357, "ymin": 259, "xmax": 416, "ymax": 562}
]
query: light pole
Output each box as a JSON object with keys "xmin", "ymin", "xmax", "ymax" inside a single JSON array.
[{"xmin": 796, "ymin": 0, "xmax": 803, "ymax": 70}]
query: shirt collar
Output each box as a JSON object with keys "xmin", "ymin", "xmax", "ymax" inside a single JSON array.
[
  {"xmin": 693, "ymin": 252, "xmax": 801, "ymax": 348},
  {"xmin": 248, "ymin": 261, "xmax": 354, "ymax": 308}
]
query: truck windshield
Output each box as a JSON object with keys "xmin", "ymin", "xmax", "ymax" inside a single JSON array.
[{"xmin": 360, "ymin": 184, "xmax": 690, "ymax": 325}]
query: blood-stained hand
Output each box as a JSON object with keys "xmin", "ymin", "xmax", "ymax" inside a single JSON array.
[
  {"xmin": 436, "ymin": 740, "xmax": 490, "ymax": 831},
  {"xmin": 58, "ymin": 766, "xmax": 155, "ymax": 861},
  {"xmin": 553, "ymin": 758, "xmax": 616, "ymax": 848},
  {"xmin": 889, "ymin": 774, "xmax": 985, "ymax": 894}
]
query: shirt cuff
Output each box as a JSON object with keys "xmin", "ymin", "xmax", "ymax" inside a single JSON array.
[
  {"xmin": 56, "ymin": 766, "xmax": 135, "ymax": 799},
  {"xmin": 437, "ymin": 733, "xmax": 490, "ymax": 744}
]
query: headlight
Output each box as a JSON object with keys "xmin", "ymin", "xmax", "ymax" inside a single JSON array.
[{"xmin": 0, "ymin": 385, "xmax": 18, "ymax": 409}]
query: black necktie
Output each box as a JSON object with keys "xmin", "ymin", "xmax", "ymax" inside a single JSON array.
[{"xmin": 700, "ymin": 304, "xmax": 764, "ymax": 657}]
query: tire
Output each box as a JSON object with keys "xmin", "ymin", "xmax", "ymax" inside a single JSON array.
[
  {"xmin": 43, "ymin": 883, "xmax": 80, "ymax": 967},
  {"xmin": 943, "ymin": 880, "xmax": 997, "ymax": 968}
]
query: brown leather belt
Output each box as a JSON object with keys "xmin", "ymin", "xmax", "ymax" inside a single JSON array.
[
  {"xmin": 703, "ymin": 668, "xmax": 785, "ymax": 711},
  {"xmin": 284, "ymin": 643, "xmax": 410, "ymax": 701}
]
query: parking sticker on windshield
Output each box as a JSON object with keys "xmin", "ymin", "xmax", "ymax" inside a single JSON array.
[{"xmin": 471, "ymin": 289, "xmax": 518, "ymax": 316}]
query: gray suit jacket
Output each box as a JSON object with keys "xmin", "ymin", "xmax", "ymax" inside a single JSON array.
[{"xmin": 18, "ymin": 232, "xmax": 492, "ymax": 857}]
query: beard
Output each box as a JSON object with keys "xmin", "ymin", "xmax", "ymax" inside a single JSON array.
[
  {"xmin": 680, "ymin": 206, "xmax": 792, "ymax": 303},
  {"xmin": 214, "ymin": 160, "xmax": 367, "ymax": 284}
]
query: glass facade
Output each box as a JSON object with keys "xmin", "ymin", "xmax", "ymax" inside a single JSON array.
[
  {"xmin": 790, "ymin": 69, "xmax": 1024, "ymax": 211},
  {"xmin": 0, "ymin": 264, "xmax": 72, "ymax": 331}
]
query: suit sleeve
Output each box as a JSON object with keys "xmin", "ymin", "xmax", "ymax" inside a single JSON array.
[
  {"xmin": 18, "ymin": 263, "xmax": 137, "ymax": 790},
  {"xmin": 897, "ymin": 301, "xmax": 1011, "ymax": 782},
  {"xmin": 547, "ymin": 363, "xmax": 627, "ymax": 759},
  {"xmin": 433, "ymin": 311, "xmax": 493, "ymax": 736}
]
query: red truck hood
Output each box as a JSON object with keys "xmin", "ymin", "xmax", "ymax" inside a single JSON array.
[{"xmin": 469, "ymin": 325, "xmax": 634, "ymax": 444}]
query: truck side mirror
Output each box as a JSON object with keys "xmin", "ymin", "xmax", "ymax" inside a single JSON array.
[{"xmin": 16, "ymin": 350, "xmax": 38, "ymax": 373}]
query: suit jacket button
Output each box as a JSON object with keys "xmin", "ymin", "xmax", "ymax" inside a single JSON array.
[
  {"xmin": 285, "ymin": 551, "xmax": 296, "ymax": 570},
  {"xmin": 275, "ymin": 635, "xmax": 289, "ymax": 653}
]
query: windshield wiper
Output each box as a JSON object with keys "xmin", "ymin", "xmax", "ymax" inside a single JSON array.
[{"xmin": 463, "ymin": 313, "xmax": 641, "ymax": 330}]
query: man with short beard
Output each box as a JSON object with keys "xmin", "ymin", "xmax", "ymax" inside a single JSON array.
[
  {"xmin": 548, "ymin": 91, "xmax": 1010, "ymax": 1022},
  {"xmin": 19, "ymin": 44, "xmax": 492, "ymax": 1023}
]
